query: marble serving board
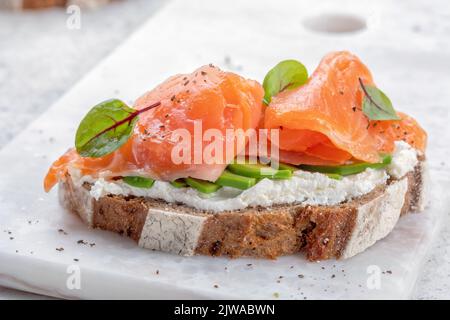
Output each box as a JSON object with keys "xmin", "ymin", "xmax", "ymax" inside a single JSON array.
[{"xmin": 1, "ymin": 0, "xmax": 449, "ymax": 299}]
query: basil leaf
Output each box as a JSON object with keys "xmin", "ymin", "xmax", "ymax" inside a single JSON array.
[
  {"xmin": 359, "ymin": 79, "xmax": 400, "ymax": 121},
  {"xmin": 263, "ymin": 60, "xmax": 308, "ymax": 104},
  {"xmin": 123, "ymin": 176, "xmax": 155, "ymax": 188},
  {"xmin": 75, "ymin": 99, "xmax": 160, "ymax": 158}
]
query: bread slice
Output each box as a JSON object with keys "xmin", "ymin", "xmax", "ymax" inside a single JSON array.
[{"xmin": 58, "ymin": 158, "xmax": 427, "ymax": 261}]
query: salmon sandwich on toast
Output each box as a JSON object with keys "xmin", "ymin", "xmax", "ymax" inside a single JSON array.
[{"xmin": 44, "ymin": 51, "xmax": 428, "ymax": 261}]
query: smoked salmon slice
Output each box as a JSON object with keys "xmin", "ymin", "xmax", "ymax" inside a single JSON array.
[
  {"xmin": 44, "ymin": 65, "xmax": 264, "ymax": 192},
  {"xmin": 265, "ymin": 51, "xmax": 427, "ymax": 165},
  {"xmin": 44, "ymin": 53, "xmax": 427, "ymax": 192}
]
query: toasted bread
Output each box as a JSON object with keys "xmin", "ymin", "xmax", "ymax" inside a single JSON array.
[{"xmin": 58, "ymin": 157, "xmax": 427, "ymax": 261}]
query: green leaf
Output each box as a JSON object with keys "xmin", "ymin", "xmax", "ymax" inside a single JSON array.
[
  {"xmin": 75, "ymin": 99, "xmax": 137, "ymax": 158},
  {"xmin": 75, "ymin": 99, "xmax": 160, "ymax": 158},
  {"xmin": 263, "ymin": 60, "xmax": 308, "ymax": 104},
  {"xmin": 359, "ymin": 79, "xmax": 400, "ymax": 121},
  {"xmin": 123, "ymin": 176, "xmax": 155, "ymax": 188}
]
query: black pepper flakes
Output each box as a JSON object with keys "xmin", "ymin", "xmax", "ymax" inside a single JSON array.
[
  {"xmin": 210, "ymin": 240, "xmax": 222, "ymax": 255},
  {"xmin": 56, "ymin": 247, "xmax": 64, "ymax": 252}
]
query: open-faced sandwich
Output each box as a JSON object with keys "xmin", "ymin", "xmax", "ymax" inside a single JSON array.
[{"xmin": 44, "ymin": 51, "xmax": 427, "ymax": 261}]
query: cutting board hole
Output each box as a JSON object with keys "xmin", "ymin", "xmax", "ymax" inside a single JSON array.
[{"xmin": 303, "ymin": 13, "xmax": 366, "ymax": 34}]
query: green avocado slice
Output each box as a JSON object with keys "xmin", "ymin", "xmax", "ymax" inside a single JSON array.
[
  {"xmin": 123, "ymin": 176, "xmax": 155, "ymax": 188},
  {"xmin": 227, "ymin": 163, "xmax": 292, "ymax": 180},
  {"xmin": 215, "ymin": 170, "xmax": 257, "ymax": 190},
  {"xmin": 185, "ymin": 177, "xmax": 222, "ymax": 194},
  {"xmin": 299, "ymin": 154, "xmax": 392, "ymax": 176}
]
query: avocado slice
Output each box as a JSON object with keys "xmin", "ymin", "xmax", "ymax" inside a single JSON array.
[
  {"xmin": 123, "ymin": 176, "xmax": 155, "ymax": 188},
  {"xmin": 299, "ymin": 154, "xmax": 392, "ymax": 176}
]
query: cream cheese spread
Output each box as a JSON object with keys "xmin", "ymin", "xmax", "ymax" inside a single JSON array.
[{"xmin": 73, "ymin": 141, "xmax": 418, "ymax": 212}]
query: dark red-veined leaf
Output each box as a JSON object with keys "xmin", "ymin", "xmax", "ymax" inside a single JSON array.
[{"xmin": 75, "ymin": 99, "xmax": 160, "ymax": 158}]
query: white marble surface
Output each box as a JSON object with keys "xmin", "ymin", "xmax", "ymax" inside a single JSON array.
[
  {"xmin": 0, "ymin": 0, "xmax": 166, "ymax": 149},
  {"xmin": 0, "ymin": 0, "xmax": 166, "ymax": 300},
  {"xmin": 1, "ymin": 0, "xmax": 450, "ymax": 299}
]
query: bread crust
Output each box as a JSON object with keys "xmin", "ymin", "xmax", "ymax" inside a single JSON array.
[{"xmin": 58, "ymin": 159, "xmax": 427, "ymax": 261}]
